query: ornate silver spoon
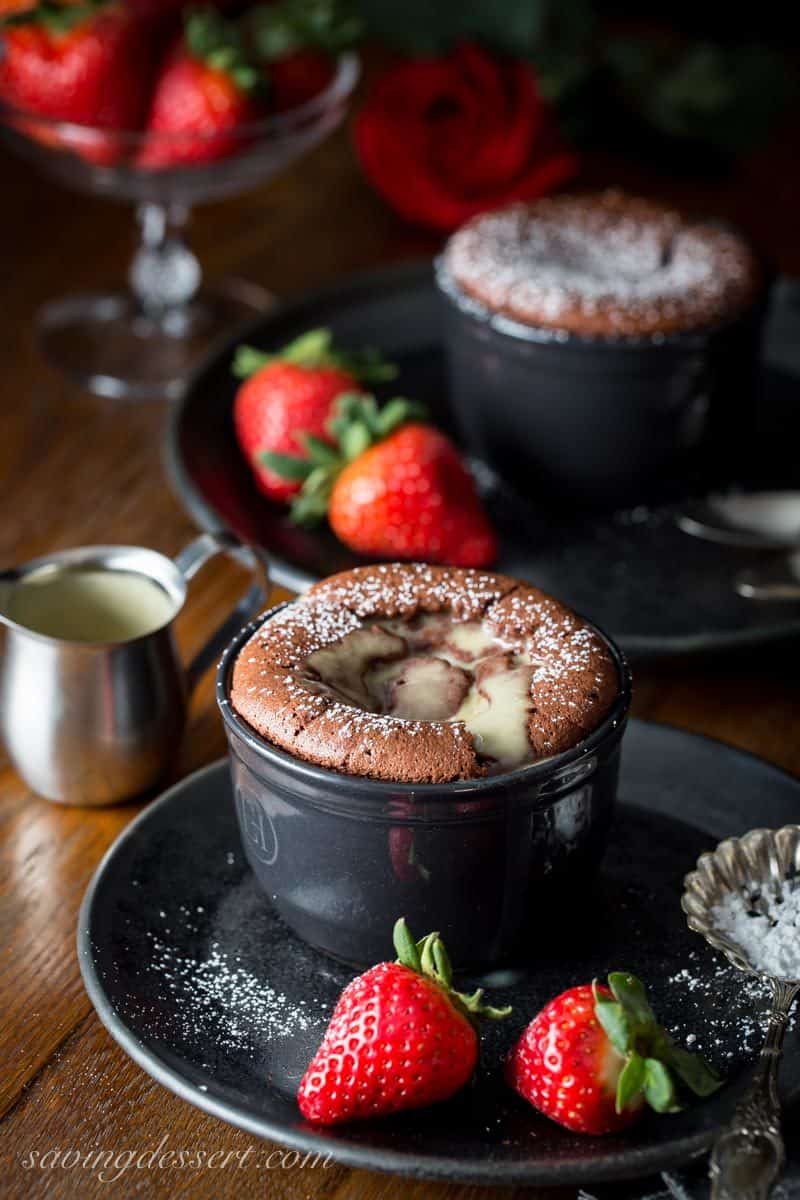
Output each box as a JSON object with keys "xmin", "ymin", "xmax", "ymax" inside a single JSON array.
[{"xmin": 682, "ymin": 826, "xmax": 800, "ymax": 1199}]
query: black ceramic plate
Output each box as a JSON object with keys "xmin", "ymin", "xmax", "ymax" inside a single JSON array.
[
  {"xmin": 79, "ymin": 720, "xmax": 800, "ymax": 1188},
  {"xmin": 165, "ymin": 264, "xmax": 800, "ymax": 658}
]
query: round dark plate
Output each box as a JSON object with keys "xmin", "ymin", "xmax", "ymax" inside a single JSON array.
[
  {"xmin": 79, "ymin": 720, "xmax": 800, "ymax": 1188},
  {"xmin": 164, "ymin": 263, "xmax": 800, "ymax": 658}
]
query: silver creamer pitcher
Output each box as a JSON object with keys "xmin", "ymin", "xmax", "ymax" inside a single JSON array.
[{"xmin": 0, "ymin": 532, "xmax": 268, "ymax": 806}]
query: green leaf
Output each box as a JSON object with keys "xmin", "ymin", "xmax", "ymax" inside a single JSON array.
[
  {"xmin": 280, "ymin": 328, "xmax": 333, "ymax": 366},
  {"xmin": 643, "ymin": 1059, "xmax": 680, "ymax": 1113},
  {"xmin": 376, "ymin": 397, "xmax": 428, "ymax": 436},
  {"xmin": 616, "ymin": 1052, "xmax": 646, "ymax": 1113},
  {"xmin": 301, "ymin": 464, "xmax": 335, "ymax": 496},
  {"xmin": 593, "ymin": 990, "xmax": 631, "ymax": 1056},
  {"xmin": 246, "ymin": 0, "xmax": 363, "ymax": 60},
  {"xmin": 340, "ymin": 420, "xmax": 372, "ymax": 461},
  {"xmin": 289, "ymin": 490, "xmax": 330, "ymax": 525},
  {"xmin": 393, "ymin": 918, "xmax": 422, "ymax": 972},
  {"xmin": 418, "ymin": 932, "xmax": 438, "ymax": 977},
  {"xmin": 232, "ymin": 346, "xmax": 271, "ymax": 379},
  {"xmin": 258, "ymin": 450, "xmax": 313, "ymax": 481},
  {"xmin": 3, "ymin": 0, "xmax": 105, "ymax": 33},
  {"xmin": 608, "ymin": 972, "xmax": 657, "ymax": 1028},
  {"xmin": 659, "ymin": 1040, "xmax": 722, "ymax": 1098},
  {"xmin": 432, "ymin": 938, "xmax": 453, "ymax": 989},
  {"xmin": 300, "ymin": 434, "xmax": 340, "ymax": 467}
]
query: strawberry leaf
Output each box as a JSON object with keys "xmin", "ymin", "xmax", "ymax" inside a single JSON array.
[
  {"xmin": 245, "ymin": 0, "xmax": 363, "ymax": 61},
  {"xmin": 232, "ymin": 345, "xmax": 271, "ymax": 378},
  {"xmin": 300, "ymin": 433, "xmax": 341, "ymax": 467},
  {"xmin": 392, "ymin": 919, "xmax": 510, "ymax": 1023},
  {"xmin": 616, "ymin": 1051, "xmax": 646, "ymax": 1113},
  {"xmin": 658, "ymin": 1040, "xmax": 723, "ymax": 1097},
  {"xmin": 593, "ymin": 987, "xmax": 632, "ymax": 1056},
  {"xmin": 289, "ymin": 491, "xmax": 330, "ymax": 524},
  {"xmin": 340, "ymin": 420, "xmax": 372, "ymax": 461},
  {"xmin": 302, "ymin": 464, "xmax": 336, "ymax": 495},
  {"xmin": 280, "ymin": 328, "xmax": 334, "ymax": 365},
  {"xmin": 2, "ymin": 1, "xmax": 105, "ymax": 33},
  {"xmin": 231, "ymin": 330, "xmax": 396, "ymax": 382},
  {"xmin": 608, "ymin": 972, "xmax": 657, "ymax": 1027},
  {"xmin": 375, "ymin": 397, "xmax": 429, "ymax": 436},
  {"xmin": 643, "ymin": 1058, "xmax": 681, "ymax": 1113},
  {"xmin": 258, "ymin": 449, "xmax": 314, "ymax": 481},
  {"xmin": 393, "ymin": 917, "xmax": 422, "ymax": 972},
  {"xmin": 185, "ymin": 6, "xmax": 263, "ymax": 95}
]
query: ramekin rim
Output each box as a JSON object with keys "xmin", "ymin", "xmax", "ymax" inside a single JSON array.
[
  {"xmin": 434, "ymin": 255, "xmax": 755, "ymax": 349},
  {"xmin": 216, "ymin": 599, "xmax": 633, "ymax": 797}
]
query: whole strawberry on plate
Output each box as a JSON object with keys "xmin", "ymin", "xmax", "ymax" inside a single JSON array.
[
  {"xmin": 137, "ymin": 6, "xmax": 265, "ymax": 169},
  {"xmin": 244, "ymin": 0, "xmax": 361, "ymax": 110},
  {"xmin": 298, "ymin": 918, "xmax": 510, "ymax": 1125},
  {"xmin": 232, "ymin": 328, "xmax": 396, "ymax": 503},
  {"xmin": 264, "ymin": 391, "xmax": 498, "ymax": 568},
  {"xmin": 506, "ymin": 972, "xmax": 721, "ymax": 1136},
  {"xmin": 0, "ymin": 0, "xmax": 153, "ymax": 163}
]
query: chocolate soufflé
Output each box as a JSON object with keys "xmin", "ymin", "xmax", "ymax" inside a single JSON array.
[
  {"xmin": 229, "ymin": 563, "xmax": 619, "ymax": 784},
  {"xmin": 442, "ymin": 189, "xmax": 760, "ymax": 338}
]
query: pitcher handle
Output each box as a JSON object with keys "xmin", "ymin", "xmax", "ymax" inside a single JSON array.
[{"xmin": 173, "ymin": 531, "xmax": 271, "ymax": 692}]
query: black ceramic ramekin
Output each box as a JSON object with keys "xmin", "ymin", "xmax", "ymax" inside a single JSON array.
[
  {"xmin": 437, "ymin": 262, "xmax": 763, "ymax": 506},
  {"xmin": 217, "ymin": 604, "xmax": 632, "ymax": 968}
]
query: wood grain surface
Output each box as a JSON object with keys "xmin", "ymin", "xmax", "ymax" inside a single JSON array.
[{"xmin": 1, "ymin": 91, "xmax": 799, "ymax": 1200}]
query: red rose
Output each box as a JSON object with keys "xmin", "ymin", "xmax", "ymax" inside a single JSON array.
[{"xmin": 354, "ymin": 42, "xmax": 579, "ymax": 232}]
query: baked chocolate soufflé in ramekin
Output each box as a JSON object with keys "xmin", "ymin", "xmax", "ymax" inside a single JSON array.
[
  {"xmin": 218, "ymin": 563, "xmax": 631, "ymax": 967},
  {"xmin": 437, "ymin": 189, "xmax": 763, "ymax": 505}
]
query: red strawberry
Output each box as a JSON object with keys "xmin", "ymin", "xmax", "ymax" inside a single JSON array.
[
  {"xmin": 506, "ymin": 973, "xmax": 721, "ymax": 1136},
  {"xmin": 232, "ymin": 329, "xmax": 396, "ymax": 503},
  {"xmin": 244, "ymin": 0, "xmax": 360, "ymax": 110},
  {"xmin": 137, "ymin": 7, "xmax": 264, "ymax": 169},
  {"xmin": 298, "ymin": 918, "xmax": 509, "ymax": 1125},
  {"xmin": 267, "ymin": 393, "xmax": 497, "ymax": 566},
  {"xmin": 329, "ymin": 422, "xmax": 497, "ymax": 567},
  {"xmin": 269, "ymin": 49, "xmax": 333, "ymax": 110},
  {"xmin": 0, "ymin": 0, "xmax": 152, "ymax": 163}
]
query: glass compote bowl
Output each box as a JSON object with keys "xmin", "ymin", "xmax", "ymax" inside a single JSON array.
[{"xmin": 0, "ymin": 53, "xmax": 359, "ymax": 399}]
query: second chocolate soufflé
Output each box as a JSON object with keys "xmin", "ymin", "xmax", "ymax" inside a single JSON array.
[
  {"xmin": 442, "ymin": 189, "xmax": 760, "ymax": 338},
  {"xmin": 230, "ymin": 564, "xmax": 619, "ymax": 784}
]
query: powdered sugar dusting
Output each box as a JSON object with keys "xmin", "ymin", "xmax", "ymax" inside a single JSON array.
[
  {"xmin": 232, "ymin": 567, "xmax": 618, "ymax": 781},
  {"xmin": 667, "ymin": 951, "xmax": 797, "ymax": 1058},
  {"xmin": 444, "ymin": 192, "xmax": 756, "ymax": 337},
  {"xmin": 145, "ymin": 931, "xmax": 316, "ymax": 1050}
]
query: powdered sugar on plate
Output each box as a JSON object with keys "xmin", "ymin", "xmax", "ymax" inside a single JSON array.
[
  {"xmin": 667, "ymin": 949, "xmax": 797, "ymax": 1059},
  {"xmin": 144, "ymin": 929, "xmax": 317, "ymax": 1052},
  {"xmin": 710, "ymin": 884, "xmax": 800, "ymax": 981}
]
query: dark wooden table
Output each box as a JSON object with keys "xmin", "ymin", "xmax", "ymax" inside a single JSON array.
[{"xmin": 1, "ymin": 104, "xmax": 799, "ymax": 1200}]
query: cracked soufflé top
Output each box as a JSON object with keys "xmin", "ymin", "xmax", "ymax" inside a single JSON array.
[
  {"xmin": 440, "ymin": 190, "xmax": 760, "ymax": 338},
  {"xmin": 229, "ymin": 564, "xmax": 620, "ymax": 784}
]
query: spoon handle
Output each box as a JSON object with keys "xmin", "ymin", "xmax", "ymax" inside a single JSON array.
[{"xmin": 710, "ymin": 980, "xmax": 800, "ymax": 1200}]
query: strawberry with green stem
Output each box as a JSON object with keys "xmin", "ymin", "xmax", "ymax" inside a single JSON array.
[
  {"xmin": 298, "ymin": 917, "xmax": 510, "ymax": 1125},
  {"xmin": 232, "ymin": 328, "xmax": 396, "ymax": 502},
  {"xmin": 244, "ymin": 0, "xmax": 362, "ymax": 110},
  {"xmin": 137, "ymin": 6, "xmax": 265, "ymax": 170},
  {"xmin": 0, "ymin": 0, "xmax": 153, "ymax": 163},
  {"xmin": 263, "ymin": 391, "xmax": 498, "ymax": 567},
  {"xmin": 506, "ymin": 972, "xmax": 721, "ymax": 1135}
]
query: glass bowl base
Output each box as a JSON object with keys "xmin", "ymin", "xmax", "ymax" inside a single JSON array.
[{"xmin": 36, "ymin": 279, "xmax": 271, "ymax": 400}]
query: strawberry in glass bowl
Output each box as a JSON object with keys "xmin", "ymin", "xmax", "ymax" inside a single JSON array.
[{"xmin": 0, "ymin": 0, "xmax": 360, "ymax": 398}]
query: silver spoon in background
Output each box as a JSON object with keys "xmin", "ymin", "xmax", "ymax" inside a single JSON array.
[
  {"xmin": 677, "ymin": 493, "xmax": 800, "ymax": 551},
  {"xmin": 736, "ymin": 552, "xmax": 800, "ymax": 601},
  {"xmin": 683, "ymin": 826, "xmax": 800, "ymax": 1199}
]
